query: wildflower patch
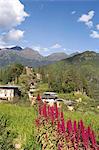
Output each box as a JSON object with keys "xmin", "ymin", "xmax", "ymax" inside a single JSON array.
[{"xmin": 34, "ymin": 97, "xmax": 99, "ymax": 149}]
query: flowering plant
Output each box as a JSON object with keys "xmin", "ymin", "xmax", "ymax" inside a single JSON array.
[{"xmin": 35, "ymin": 96, "xmax": 99, "ymax": 150}]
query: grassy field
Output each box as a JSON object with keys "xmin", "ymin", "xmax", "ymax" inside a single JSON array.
[
  {"xmin": 0, "ymin": 103, "xmax": 37, "ymax": 148},
  {"xmin": 0, "ymin": 103, "xmax": 99, "ymax": 148}
]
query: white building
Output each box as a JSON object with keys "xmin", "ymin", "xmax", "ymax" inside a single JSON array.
[{"xmin": 0, "ymin": 85, "xmax": 21, "ymax": 101}]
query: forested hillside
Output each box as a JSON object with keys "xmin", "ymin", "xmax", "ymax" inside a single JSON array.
[
  {"xmin": 38, "ymin": 51, "xmax": 99, "ymax": 100},
  {"xmin": 0, "ymin": 64, "xmax": 24, "ymax": 84}
]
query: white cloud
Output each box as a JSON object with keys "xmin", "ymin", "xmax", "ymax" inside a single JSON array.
[
  {"xmin": 85, "ymin": 21, "xmax": 93, "ymax": 28},
  {"xmin": 32, "ymin": 43, "xmax": 63, "ymax": 53},
  {"xmin": 71, "ymin": 11, "xmax": 76, "ymax": 15},
  {"xmin": 78, "ymin": 10, "xmax": 94, "ymax": 28},
  {"xmin": 32, "ymin": 46, "xmax": 49, "ymax": 52},
  {"xmin": 50, "ymin": 43, "xmax": 62, "ymax": 49},
  {"xmin": 90, "ymin": 30, "xmax": 99, "ymax": 39},
  {"xmin": 78, "ymin": 10, "xmax": 94, "ymax": 22},
  {"xmin": 1, "ymin": 29, "xmax": 24, "ymax": 42},
  {"xmin": 42, "ymin": 47, "xmax": 49, "ymax": 52},
  {"xmin": 32, "ymin": 46, "xmax": 41, "ymax": 52},
  {"xmin": 0, "ymin": 0, "xmax": 29, "ymax": 29},
  {"xmin": 96, "ymin": 24, "xmax": 99, "ymax": 30}
]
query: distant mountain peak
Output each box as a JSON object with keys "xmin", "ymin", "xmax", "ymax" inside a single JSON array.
[
  {"xmin": 46, "ymin": 52, "xmax": 68, "ymax": 61},
  {"xmin": 69, "ymin": 52, "xmax": 80, "ymax": 57},
  {"xmin": 81, "ymin": 50, "xmax": 97, "ymax": 55},
  {"xmin": 10, "ymin": 46, "xmax": 23, "ymax": 51},
  {"xmin": 65, "ymin": 50, "xmax": 99, "ymax": 64}
]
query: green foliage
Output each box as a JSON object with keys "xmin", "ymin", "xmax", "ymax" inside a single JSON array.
[
  {"xmin": 0, "ymin": 103, "xmax": 37, "ymax": 149},
  {"xmin": 38, "ymin": 54, "xmax": 99, "ymax": 100},
  {"xmin": 0, "ymin": 63, "xmax": 24, "ymax": 84},
  {"xmin": 37, "ymin": 83, "xmax": 49, "ymax": 93},
  {"xmin": 0, "ymin": 114, "xmax": 17, "ymax": 150},
  {"xmin": 18, "ymin": 74, "xmax": 30, "ymax": 97}
]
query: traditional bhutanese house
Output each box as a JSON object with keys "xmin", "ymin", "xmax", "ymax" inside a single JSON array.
[{"xmin": 0, "ymin": 85, "xmax": 21, "ymax": 101}]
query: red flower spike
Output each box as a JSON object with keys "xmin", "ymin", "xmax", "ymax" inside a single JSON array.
[
  {"xmin": 35, "ymin": 101, "xmax": 99, "ymax": 150},
  {"xmin": 82, "ymin": 129, "xmax": 89, "ymax": 149},
  {"xmin": 37, "ymin": 94, "xmax": 41, "ymax": 101},
  {"xmin": 43, "ymin": 103, "xmax": 47, "ymax": 118},
  {"xmin": 88, "ymin": 126, "xmax": 91, "ymax": 136},
  {"xmin": 48, "ymin": 105, "xmax": 50, "ymax": 115},
  {"xmin": 67, "ymin": 120, "xmax": 72, "ymax": 134},
  {"xmin": 61, "ymin": 118, "xmax": 65, "ymax": 133},
  {"xmin": 80, "ymin": 120, "xmax": 84, "ymax": 130},
  {"xmin": 38, "ymin": 105, "xmax": 42, "ymax": 115},
  {"xmin": 60, "ymin": 111, "xmax": 64, "ymax": 119},
  {"xmin": 74, "ymin": 120, "xmax": 77, "ymax": 134},
  {"xmin": 90, "ymin": 130, "xmax": 97, "ymax": 148},
  {"xmin": 54, "ymin": 103, "xmax": 58, "ymax": 119},
  {"xmin": 77, "ymin": 130, "xmax": 80, "ymax": 143},
  {"xmin": 49, "ymin": 106, "xmax": 55, "ymax": 125}
]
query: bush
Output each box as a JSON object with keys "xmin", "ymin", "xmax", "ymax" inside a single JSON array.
[{"xmin": 0, "ymin": 114, "xmax": 17, "ymax": 150}]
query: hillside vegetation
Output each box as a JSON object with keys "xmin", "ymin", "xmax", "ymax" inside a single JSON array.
[{"xmin": 38, "ymin": 51, "xmax": 99, "ymax": 100}]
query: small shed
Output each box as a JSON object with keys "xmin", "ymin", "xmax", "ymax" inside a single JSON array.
[{"xmin": 0, "ymin": 85, "xmax": 21, "ymax": 101}]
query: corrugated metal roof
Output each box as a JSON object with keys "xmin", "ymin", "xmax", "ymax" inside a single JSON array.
[{"xmin": 0, "ymin": 85, "xmax": 20, "ymax": 89}]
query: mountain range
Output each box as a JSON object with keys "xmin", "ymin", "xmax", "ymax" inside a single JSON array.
[
  {"xmin": 0, "ymin": 46, "xmax": 98, "ymax": 67},
  {"xmin": 0, "ymin": 46, "xmax": 69, "ymax": 67}
]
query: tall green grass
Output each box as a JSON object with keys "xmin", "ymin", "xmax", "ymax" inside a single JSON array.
[
  {"xmin": 0, "ymin": 103, "xmax": 99, "ymax": 148},
  {"xmin": 0, "ymin": 103, "xmax": 37, "ymax": 148}
]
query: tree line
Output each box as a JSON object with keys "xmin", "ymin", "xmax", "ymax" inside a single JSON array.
[
  {"xmin": 0, "ymin": 64, "xmax": 24, "ymax": 84},
  {"xmin": 38, "ymin": 61, "xmax": 99, "ymax": 99}
]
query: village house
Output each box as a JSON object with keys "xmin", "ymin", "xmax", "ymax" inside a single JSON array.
[
  {"xmin": 0, "ymin": 85, "xmax": 21, "ymax": 101},
  {"xmin": 25, "ymin": 66, "xmax": 33, "ymax": 76},
  {"xmin": 36, "ymin": 73, "xmax": 41, "ymax": 81}
]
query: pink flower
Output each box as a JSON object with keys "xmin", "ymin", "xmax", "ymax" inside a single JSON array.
[
  {"xmin": 50, "ymin": 106, "xmax": 55, "ymax": 125},
  {"xmin": 82, "ymin": 129, "xmax": 89, "ymax": 149},
  {"xmin": 38, "ymin": 105, "xmax": 42, "ymax": 115},
  {"xmin": 67, "ymin": 120, "xmax": 72, "ymax": 134},
  {"xmin": 37, "ymin": 94, "xmax": 41, "ymax": 101},
  {"xmin": 74, "ymin": 120, "xmax": 77, "ymax": 134},
  {"xmin": 90, "ymin": 130, "xmax": 97, "ymax": 148},
  {"xmin": 43, "ymin": 103, "xmax": 47, "ymax": 117},
  {"xmin": 61, "ymin": 118, "xmax": 65, "ymax": 133},
  {"xmin": 80, "ymin": 120, "xmax": 84, "ymax": 131},
  {"xmin": 60, "ymin": 111, "xmax": 64, "ymax": 119},
  {"xmin": 54, "ymin": 103, "xmax": 59, "ymax": 119}
]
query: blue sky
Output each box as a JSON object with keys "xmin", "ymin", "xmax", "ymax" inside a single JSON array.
[{"xmin": 0, "ymin": 0, "xmax": 99, "ymax": 56}]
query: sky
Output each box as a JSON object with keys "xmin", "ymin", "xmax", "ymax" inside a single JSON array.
[{"xmin": 0, "ymin": 0, "xmax": 99, "ymax": 56}]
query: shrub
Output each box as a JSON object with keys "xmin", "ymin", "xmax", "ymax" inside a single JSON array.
[{"xmin": 0, "ymin": 115, "xmax": 17, "ymax": 150}]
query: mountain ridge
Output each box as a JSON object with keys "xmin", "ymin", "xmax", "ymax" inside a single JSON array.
[
  {"xmin": 0, "ymin": 46, "xmax": 98, "ymax": 67},
  {"xmin": 0, "ymin": 46, "xmax": 68, "ymax": 67},
  {"xmin": 64, "ymin": 51, "xmax": 99, "ymax": 64}
]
